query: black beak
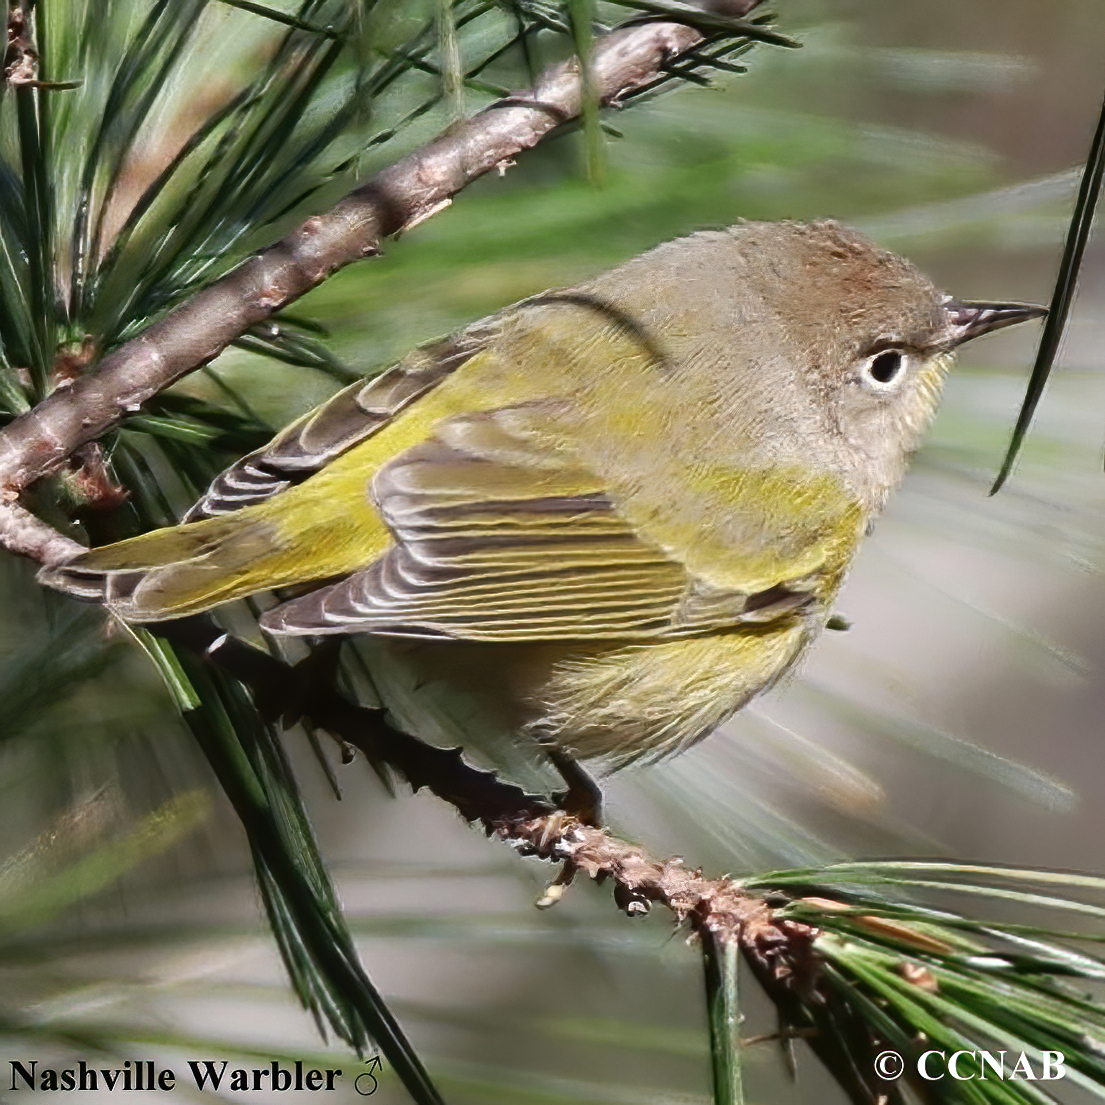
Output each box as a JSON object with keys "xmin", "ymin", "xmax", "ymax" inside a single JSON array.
[{"xmin": 944, "ymin": 299, "xmax": 1048, "ymax": 347}]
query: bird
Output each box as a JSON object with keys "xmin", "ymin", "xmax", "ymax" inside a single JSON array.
[{"xmin": 41, "ymin": 220, "xmax": 1045, "ymax": 773}]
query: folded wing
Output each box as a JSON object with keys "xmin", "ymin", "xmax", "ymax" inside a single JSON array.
[
  {"xmin": 185, "ymin": 329, "xmax": 492, "ymax": 520},
  {"xmin": 263, "ymin": 408, "xmax": 816, "ymax": 641}
]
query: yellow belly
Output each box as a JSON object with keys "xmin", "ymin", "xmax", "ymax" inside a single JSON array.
[{"xmin": 363, "ymin": 616, "xmax": 815, "ymax": 767}]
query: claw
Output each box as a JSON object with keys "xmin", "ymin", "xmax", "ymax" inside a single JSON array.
[{"xmin": 536, "ymin": 860, "xmax": 577, "ymax": 909}]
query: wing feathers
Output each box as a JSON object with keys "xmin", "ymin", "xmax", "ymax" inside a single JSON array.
[
  {"xmin": 185, "ymin": 332, "xmax": 490, "ymax": 520},
  {"xmin": 261, "ymin": 413, "xmax": 816, "ymax": 641}
]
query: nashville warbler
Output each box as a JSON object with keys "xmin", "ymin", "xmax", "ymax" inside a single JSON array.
[{"xmin": 42, "ymin": 221, "xmax": 1044, "ymax": 765}]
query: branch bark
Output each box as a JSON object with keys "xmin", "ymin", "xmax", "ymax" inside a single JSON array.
[{"xmin": 0, "ymin": 498, "xmax": 84, "ymax": 563}]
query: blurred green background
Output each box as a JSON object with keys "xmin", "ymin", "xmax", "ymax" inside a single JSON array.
[{"xmin": 3, "ymin": 1, "xmax": 1105, "ymax": 1102}]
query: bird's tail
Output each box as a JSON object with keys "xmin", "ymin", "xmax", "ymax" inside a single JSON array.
[{"xmin": 38, "ymin": 512, "xmax": 287, "ymax": 621}]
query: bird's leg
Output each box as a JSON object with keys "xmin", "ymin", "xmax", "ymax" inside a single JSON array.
[
  {"xmin": 546, "ymin": 748, "xmax": 604, "ymax": 827},
  {"xmin": 534, "ymin": 748, "xmax": 604, "ymax": 909}
]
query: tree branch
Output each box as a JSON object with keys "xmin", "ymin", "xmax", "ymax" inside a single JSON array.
[
  {"xmin": 153, "ymin": 616, "xmax": 806, "ymax": 954},
  {"xmin": 0, "ymin": 498, "xmax": 84, "ymax": 563},
  {"xmin": 0, "ymin": 10, "xmax": 788, "ymax": 505}
]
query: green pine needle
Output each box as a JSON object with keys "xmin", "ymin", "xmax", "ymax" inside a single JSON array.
[
  {"xmin": 173, "ymin": 649, "xmax": 446, "ymax": 1104},
  {"xmin": 991, "ymin": 85, "xmax": 1105, "ymax": 494},
  {"xmin": 743, "ymin": 862, "xmax": 1105, "ymax": 1104},
  {"xmin": 702, "ymin": 929, "xmax": 745, "ymax": 1105}
]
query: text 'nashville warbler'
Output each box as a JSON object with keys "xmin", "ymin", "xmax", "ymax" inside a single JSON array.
[{"xmin": 43, "ymin": 221, "xmax": 1045, "ymax": 764}]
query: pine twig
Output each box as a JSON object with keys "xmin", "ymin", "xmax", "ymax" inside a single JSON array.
[
  {"xmin": 0, "ymin": 10, "xmax": 789, "ymax": 508},
  {"xmin": 149, "ymin": 616, "xmax": 790, "ymax": 943},
  {"xmin": 0, "ymin": 498, "xmax": 84, "ymax": 563}
]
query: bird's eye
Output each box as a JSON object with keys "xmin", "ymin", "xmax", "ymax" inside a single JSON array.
[{"xmin": 860, "ymin": 348, "xmax": 907, "ymax": 389}]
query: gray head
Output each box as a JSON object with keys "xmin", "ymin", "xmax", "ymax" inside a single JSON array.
[{"xmin": 589, "ymin": 220, "xmax": 1045, "ymax": 511}]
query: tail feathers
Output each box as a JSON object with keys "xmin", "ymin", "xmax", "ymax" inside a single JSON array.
[
  {"xmin": 38, "ymin": 516, "xmax": 283, "ymax": 621},
  {"xmin": 41, "ymin": 561, "xmax": 148, "ymax": 608}
]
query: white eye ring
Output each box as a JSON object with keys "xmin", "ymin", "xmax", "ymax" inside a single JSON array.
[{"xmin": 859, "ymin": 348, "xmax": 909, "ymax": 390}]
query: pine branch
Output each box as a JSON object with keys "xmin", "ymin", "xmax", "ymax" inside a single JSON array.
[
  {"xmin": 14, "ymin": 593, "xmax": 1105, "ymax": 1104},
  {"xmin": 146, "ymin": 618, "xmax": 779, "ymax": 932},
  {"xmin": 0, "ymin": 7, "xmax": 800, "ymax": 1098},
  {"xmin": 0, "ymin": 498, "xmax": 84, "ymax": 563},
  {"xmin": 81, "ymin": 615, "xmax": 1105, "ymax": 1105},
  {"xmin": 0, "ymin": 6, "xmax": 793, "ymax": 517}
]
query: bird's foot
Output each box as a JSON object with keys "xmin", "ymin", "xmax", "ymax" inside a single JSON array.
[
  {"xmin": 533, "ymin": 751, "xmax": 605, "ymax": 909},
  {"xmin": 535, "ymin": 859, "xmax": 577, "ymax": 910}
]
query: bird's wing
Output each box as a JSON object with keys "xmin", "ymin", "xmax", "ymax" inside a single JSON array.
[
  {"xmin": 262, "ymin": 406, "xmax": 818, "ymax": 641},
  {"xmin": 184, "ymin": 328, "xmax": 493, "ymax": 520}
]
